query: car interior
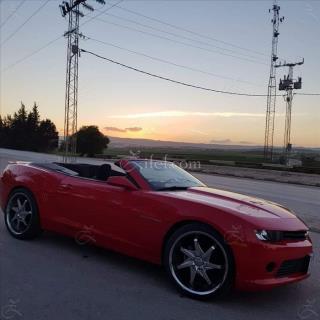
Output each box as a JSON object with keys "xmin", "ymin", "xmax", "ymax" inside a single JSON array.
[{"xmin": 32, "ymin": 162, "xmax": 126, "ymax": 181}]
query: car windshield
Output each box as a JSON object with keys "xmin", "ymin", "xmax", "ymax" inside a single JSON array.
[{"xmin": 131, "ymin": 160, "xmax": 205, "ymax": 191}]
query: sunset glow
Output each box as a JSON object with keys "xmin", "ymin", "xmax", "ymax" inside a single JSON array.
[{"xmin": 1, "ymin": 1, "xmax": 319, "ymax": 147}]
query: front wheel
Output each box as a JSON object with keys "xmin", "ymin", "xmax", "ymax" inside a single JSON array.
[
  {"xmin": 5, "ymin": 188, "xmax": 42, "ymax": 240},
  {"xmin": 164, "ymin": 223, "xmax": 234, "ymax": 299}
]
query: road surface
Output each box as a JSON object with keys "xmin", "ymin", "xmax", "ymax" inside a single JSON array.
[{"xmin": 0, "ymin": 148, "xmax": 319, "ymax": 320}]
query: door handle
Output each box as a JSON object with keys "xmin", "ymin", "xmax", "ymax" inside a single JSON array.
[{"xmin": 58, "ymin": 184, "xmax": 72, "ymax": 191}]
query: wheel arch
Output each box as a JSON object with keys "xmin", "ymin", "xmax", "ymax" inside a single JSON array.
[
  {"xmin": 8, "ymin": 185, "xmax": 35, "ymax": 198},
  {"xmin": 6, "ymin": 186, "xmax": 40, "ymax": 214}
]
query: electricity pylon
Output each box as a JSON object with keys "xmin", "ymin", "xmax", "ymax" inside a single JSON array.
[
  {"xmin": 264, "ymin": 1, "xmax": 284, "ymax": 161},
  {"xmin": 59, "ymin": 0, "xmax": 105, "ymax": 162},
  {"xmin": 276, "ymin": 59, "xmax": 304, "ymax": 164}
]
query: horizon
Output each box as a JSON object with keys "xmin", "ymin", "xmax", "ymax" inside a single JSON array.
[{"xmin": 62, "ymin": 134, "xmax": 320, "ymax": 150}]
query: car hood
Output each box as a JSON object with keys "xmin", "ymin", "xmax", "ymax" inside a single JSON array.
[{"xmin": 164, "ymin": 186, "xmax": 297, "ymax": 219}]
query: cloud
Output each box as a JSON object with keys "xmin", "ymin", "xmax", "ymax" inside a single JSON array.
[
  {"xmin": 126, "ymin": 127, "xmax": 142, "ymax": 132},
  {"xmin": 104, "ymin": 126, "xmax": 127, "ymax": 133},
  {"xmin": 104, "ymin": 126, "xmax": 142, "ymax": 133},
  {"xmin": 109, "ymin": 110, "xmax": 266, "ymax": 119},
  {"xmin": 210, "ymin": 139, "xmax": 232, "ymax": 144}
]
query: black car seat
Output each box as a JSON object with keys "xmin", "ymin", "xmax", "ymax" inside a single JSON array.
[
  {"xmin": 96, "ymin": 164, "xmax": 112, "ymax": 181},
  {"xmin": 78, "ymin": 165, "xmax": 92, "ymax": 178}
]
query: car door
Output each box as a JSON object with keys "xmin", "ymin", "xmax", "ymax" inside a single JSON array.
[
  {"xmin": 53, "ymin": 175, "xmax": 117, "ymax": 242},
  {"xmin": 100, "ymin": 187, "xmax": 172, "ymax": 262},
  {"xmin": 53, "ymin": 174, "xmax": 170, "ymax": 261}
]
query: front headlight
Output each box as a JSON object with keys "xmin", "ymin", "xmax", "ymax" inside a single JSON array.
[{"xmin": 255, "ymin": 230, "xmax": 283, "ymax": 242}]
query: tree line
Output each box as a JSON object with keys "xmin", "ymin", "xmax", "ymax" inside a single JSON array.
[
  {"xmin": 1, "ymin": 103, "xmax": 110, "ymax": 156},
  {"xmin": 0, "ymin": 103, "xmax": 59, "ymax": 152}
]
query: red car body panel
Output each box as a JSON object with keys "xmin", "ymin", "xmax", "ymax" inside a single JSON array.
[{"xmin": 0, "ymin": 161, "xmax": 313, "ymax": 291}]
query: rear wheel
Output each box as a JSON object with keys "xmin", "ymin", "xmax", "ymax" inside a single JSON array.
[
  {"xmin": 164, "ymin": 223, "xmax": 234, "ymax": 299},
  {"xmin": 5, "ymin": 188, "xmax": 41, "ymax": 240}
]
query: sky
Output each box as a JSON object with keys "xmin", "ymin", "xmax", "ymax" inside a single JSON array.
[{"xmin": 0, "ymin": 0, "xmax": 319, "ymax": 147}]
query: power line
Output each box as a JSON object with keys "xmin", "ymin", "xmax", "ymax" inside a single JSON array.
[
  {"xmin": 114, "ymin": 4, "xmax": 269, "ymax": 58},
  {"xmin": 94, "ymin": 17, "xmax": 268, "ymax": 66},
  {"xmin": 0, "ymin": 0, "xmax": 122, "ymax": 73},
  {"xmin": 87, "ymin": 36, "xmax": 259, "ymax": 86},
  {"xmin": 80, "ymin": 48, "xmax": 320, "ymax": 97},
  {"xmin": 2, "ymin": 2, "xmax": 319, "ymax": 98},
  {"xmin": 0, "ymin": 0, "xmax": 26, "ymax": 29},
  {"xmin": 80, "ymin": 48, "xmax": 270, "ymax": 96},
  {"xmin": 1, "ymin": 36, "xmax": 63, "ymax": 73},
  {"xmin": 1, "ymin": 0, "xmax": 50, "ymax": 46},
  {"xmin": 96, "ymin": 10, "xmax": 266, "ymax": 62},
  {"xmin": 81, "ymin": 0, "xmax": 123, "ymax": 27}
]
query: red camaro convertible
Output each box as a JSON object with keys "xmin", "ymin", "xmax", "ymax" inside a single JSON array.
[{"xmin": 0, "ymin": 159, "xmax": 313, "ymax": 299}]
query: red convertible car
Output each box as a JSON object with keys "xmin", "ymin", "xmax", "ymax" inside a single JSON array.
[{"xmin": 0, "ymin": 159, "xmax": 313, "ymax": 299}]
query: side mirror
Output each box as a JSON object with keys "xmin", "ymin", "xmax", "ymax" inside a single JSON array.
[{"xmin": 107, "ymin": 176, "xmax": 138, "ymax": 191}]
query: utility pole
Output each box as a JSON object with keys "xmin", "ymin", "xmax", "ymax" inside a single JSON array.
[
  {"xmin": 276, "ymin": 59, "xmax": 304, "ymax": 164},
  {"xmin": 264, "ymin": 1, "xmax": 284, "ymax": 161},
  {"xmin": 59, "ymin": 0, "xmax": 105, "ymax": 162}
]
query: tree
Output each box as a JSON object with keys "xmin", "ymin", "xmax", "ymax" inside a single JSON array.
[
  {"xmin": 0, "ymin": 102, "xmax": 59, "ymax": 152},
  {"xmin": 9, "ymin": 103, "xmax": 29, "ymax": 150},
  {"xmin": 26, "ymin": 103, "xmax": 40, "ymax": 151},
  {"xmin": 0, "ymin": 115, "xmax": 5, "ymax": 147},
  {"xmin": 0, "ymin": 115, "xmax": 12, "ymax": 148},
  {"xmin": 75, "ymin": 126, "xmax": 109, "ymax": 157},
  {"xmin": 38, "ymin": 119, "xmax": 59, "ymax": 151},
  {"xmin": 27, "ymin": 103, "xmax": 40, "ymax": 132}
]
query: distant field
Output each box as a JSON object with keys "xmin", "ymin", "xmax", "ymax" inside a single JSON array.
[
  {"xmin": 101, "ymin": 147, "xmax": 320, "ymax": 174},
  {"xmin": 104, "ymin": 147, "xmax": 263, "ymax": 161},
  {"xmin": 103, "ymin": 146, "xmax": 316, "ymax": 162}
]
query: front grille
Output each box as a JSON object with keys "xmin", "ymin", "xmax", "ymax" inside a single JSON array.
[
  {"xmin": 282, "ymin": 231, "xmax": 308, "ymax": 241},
  {"xmin": 276, "ymin": 256, "xmax": 310, "ymax": 277}
]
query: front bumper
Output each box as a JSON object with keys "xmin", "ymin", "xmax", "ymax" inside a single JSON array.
[{"xmin": 233, "ymin": 237, "xmax": 313, "ymax": 291}]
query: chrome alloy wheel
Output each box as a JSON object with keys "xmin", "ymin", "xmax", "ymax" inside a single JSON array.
[
  {"xmin": 169, "ymin": 231, "xmax": 228, "ymax": 296},
  {"xmin": 6, "ymin": 193, "xmax": 33, "ymax": 235}
]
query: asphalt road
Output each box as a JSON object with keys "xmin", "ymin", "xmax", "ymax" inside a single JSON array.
[{"xmin": 0, "ymin": 148, "xmax": 320, "ymax": 320}]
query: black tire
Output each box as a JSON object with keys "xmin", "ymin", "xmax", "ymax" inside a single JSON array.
[
  {"xmin": 4, "ymin": 188, "xmax": 42, "ymax": 240},
  {"xmin": 164, "ymin": 223, "xmax": 235, "ymax": 300}
]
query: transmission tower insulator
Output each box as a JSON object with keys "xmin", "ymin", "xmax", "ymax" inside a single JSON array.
[
  {"xmin": 72, "ymin": 44, "xmax": 79, "ymax": 54},
  {"xmin": 59, "ymin": 5, "xmax": 67, "ymax": 17}
]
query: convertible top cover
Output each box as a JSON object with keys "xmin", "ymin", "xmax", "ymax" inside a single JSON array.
[{"xmin": 31, "ymin": 162, "xmax": 126, "ymax": 181}]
